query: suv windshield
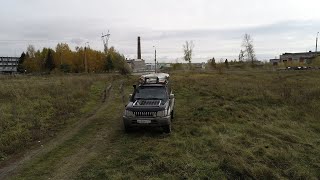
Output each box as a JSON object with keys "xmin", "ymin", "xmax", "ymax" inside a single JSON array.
[{"xmin": 134, "ymin": 86, "xmax": 167, "ymax": 100}]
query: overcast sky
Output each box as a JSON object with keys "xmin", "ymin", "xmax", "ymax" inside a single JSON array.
[{"xmin": 1, "ymin": 0, "xmax": 320, "ymax": 63}]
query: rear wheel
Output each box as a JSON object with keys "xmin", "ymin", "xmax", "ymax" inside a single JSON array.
[{"xmin": 163, "ymin": 124, "xmax": 171, "ymax": 133}]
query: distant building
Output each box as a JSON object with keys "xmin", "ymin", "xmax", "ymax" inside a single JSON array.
[
  {"xmin": 280, "ymin": 51, "xmax": 316, "ymax": 64},
  {"xmin": 126, "ymin": 59, "xmax": 146, "ymax": 72},
  {"xmin": 0, "ymin": 57, "xmax": 19, "ymax": 73},
  {"xmin": 146, "ymin": 63, "xmax": 173, "ymax": 71},
  {"xmin": 126, "ymin": 36, "xmax": 146, "ymax": 72},
  {"xmin": 158, "ymin": 63, "xmax": 171, "ymax": 69},
  {"xmin": 192, "ymin": 62, "xmax": 206, "ymax": 69},
  {"xmin": 270, "ymin": 59, "xmax": 280, "ymax": 66},
  {"xmin": 146, "ymin": 63, "xmax": 157, "ymax": 71}
]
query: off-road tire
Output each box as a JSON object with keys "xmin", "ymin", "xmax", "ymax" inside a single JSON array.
[
  {"xmin": 171, "ymin": 110, "xmax": 174, "ymax": 119},
  {"xmin": 163, "ymin": 124, "xmax": 171, "ymax": 133},
  {"xmin": 124, "ymin": 124, "xmax": 132, "ymax": 133}
]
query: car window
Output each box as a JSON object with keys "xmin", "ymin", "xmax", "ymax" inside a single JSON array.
[{"xmin": 134, "ymin": 86, "xmax": 168, "ymax": 100}]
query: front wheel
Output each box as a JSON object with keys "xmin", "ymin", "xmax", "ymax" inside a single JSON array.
[
  {"xmin": 124, "ymin": 124, "xmax": 132, "ymax": 133},
  {"xmin": 163, "ymin": 124, "xmax": 171, "ymax": 133},
  {"xmin": 171, "ymin": 110, "xmax": 174, "ymax": 120}
]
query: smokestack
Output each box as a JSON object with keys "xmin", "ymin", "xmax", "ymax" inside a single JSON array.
[{"xmin": 137, "ymin": 36, "xmax": 141, "ymax": 59}]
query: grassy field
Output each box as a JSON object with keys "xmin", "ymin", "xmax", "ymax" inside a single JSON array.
[
  {"xmin": 0, "ymin": 74, "xmax": 113, "ymax": 160},
  {"xmin": 1, "ymin": 70, "xmax": 320, "ymax": 179}
]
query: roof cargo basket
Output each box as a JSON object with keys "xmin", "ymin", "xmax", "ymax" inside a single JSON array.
[{"xmin": 139, "ymin": 73, "xmax": 169, "ymax": 85}]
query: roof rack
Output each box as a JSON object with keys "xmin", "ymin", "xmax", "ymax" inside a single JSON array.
[{"xmin": 139, "ymin": 73, "xmax": 169, "ymax": 85}]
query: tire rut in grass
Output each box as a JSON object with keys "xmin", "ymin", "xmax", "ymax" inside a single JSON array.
[
  {"xmin": 49, "ymin": 81, "xmax": 125, "ymax": 180},
  {"xmin": 50, "ymin": 87, "xmax": 118, "ymax": 180},
  {"xmin": 0, "ymin": 82, "xmax": 115, "ymax": 180}
]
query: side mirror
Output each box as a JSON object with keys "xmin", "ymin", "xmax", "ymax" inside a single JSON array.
[
  {"xmin": 133, "ymin": 85, "xmax": 136, "ymax": 90},
  {"xmin": 129, "ymin": 94, "xmax": 132, "ymax": 100},
  {"xmin": 170, "ymin": 94, "xmax": 174, "ymax": 99}
]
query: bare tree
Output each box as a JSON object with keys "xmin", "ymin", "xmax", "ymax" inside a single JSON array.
[
  {"xmin": 183, "ymin": 41, "xmax": 194, "ymax": 67},
  {"xmin": 27, "ymin": 45, "xmax": 36, "ymax": 58},
  {"xmin": 238, "ymin": 49, "xmax": 244, "ymax": 62},
  {"xmin": 242, "ymin": 34, "xmax": 256, "ymax": 64}
]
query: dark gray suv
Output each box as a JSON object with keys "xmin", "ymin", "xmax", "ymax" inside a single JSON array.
[{"xmin": 123, "ymin": 73, "xmax": 175, "ymax": 133}]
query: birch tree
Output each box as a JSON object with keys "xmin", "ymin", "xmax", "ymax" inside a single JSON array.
[
  {"xmin": 183, "ymin": 41, "xmax": 194, "ymax": 68},
  {"xmin": 242, "ymin": 34, "xmax": 256, "ymax": 64}
]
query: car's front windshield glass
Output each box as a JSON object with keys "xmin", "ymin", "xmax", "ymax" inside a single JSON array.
[{"xmin": 134, "ymin": 86, "xmax": 167, "ymax": 100}]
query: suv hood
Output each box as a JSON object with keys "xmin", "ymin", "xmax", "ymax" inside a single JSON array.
[{"xmin": 125, "ymin": 100, "xmax": 169, "ymax": 112}]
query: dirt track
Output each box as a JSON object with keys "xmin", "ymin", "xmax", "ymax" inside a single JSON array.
[{"xmin": 0, "ymin": 81, "xmax": 120, "ymax": 180}]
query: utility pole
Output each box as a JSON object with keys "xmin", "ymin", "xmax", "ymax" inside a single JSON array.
[
  {"xmin": 85, "ymin": 42, "xmax": 89, "ymax": 73},
  {"xmin": 316, "ymin": 32, "xmax": 319, "ymax": 56},
  {"xmin": 102, "ymin": 30, "xmax": 111, "ymax": 54},
  {"xmin": 153, "ymin": 46, "xmax": 157, "ymax": 73}
]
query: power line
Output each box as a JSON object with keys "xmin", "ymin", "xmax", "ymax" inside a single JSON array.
[{"xmin": 101, "ymin": 30, "xmax": 111, "ymax": 54}]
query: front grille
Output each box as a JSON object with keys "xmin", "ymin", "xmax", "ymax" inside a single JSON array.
[
  {"xmin": 132, "ymin": 119, "xmax": 158, "ymax": 125},
  {"xmin": 133, "ymin": 111, "xmax": 156, "ymax": 117}
]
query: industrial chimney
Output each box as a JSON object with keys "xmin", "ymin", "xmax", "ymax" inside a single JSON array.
[{"xmin": 137, "ymin": 36, "xmax": 141, "ymax": 59}]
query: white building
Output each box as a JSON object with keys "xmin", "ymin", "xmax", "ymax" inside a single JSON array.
[
  {"xmin": 126, "ymin": 59, "xmax": 146, "ymax": 72},
  {"xmin": 0, "ymin": 57, "xmax": 19, "ymax": 73}
]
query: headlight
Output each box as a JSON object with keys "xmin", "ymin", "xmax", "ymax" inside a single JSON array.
[
  {"xmin": 157, "ymin": 110, "xmax": 168, "ymax": 117},
  {"xmin": 124, "ymin": 110, "xmax": 134, "ymax": 117}
]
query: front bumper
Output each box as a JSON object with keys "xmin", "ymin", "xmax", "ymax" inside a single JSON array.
[{"xmin": 123, "ymin": 116, "xmax": 171, "ymax": 127}]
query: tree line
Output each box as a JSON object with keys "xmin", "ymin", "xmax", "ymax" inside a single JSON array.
[
  {"xmin": 183, "ymin": 33, "xmax": 257, "ymax": 68},
  {"xmin": 18, "ymin": 43, "xmax": 130, "ymax": 74}
]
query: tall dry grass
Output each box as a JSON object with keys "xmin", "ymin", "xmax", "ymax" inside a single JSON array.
[
  {"xmin": 0, "ymin": 74, "xmax": 112, "ymax": 160},
  {"xmin": 78, "ymin": 70, "xmax": 320, "ymax": 179}
]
